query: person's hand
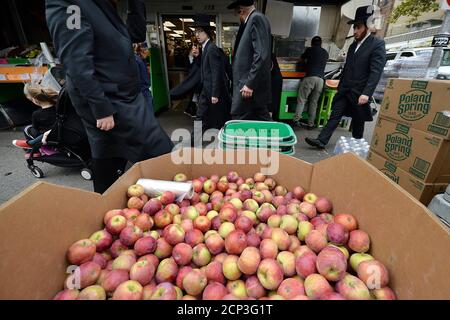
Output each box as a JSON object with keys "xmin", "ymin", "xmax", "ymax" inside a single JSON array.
[
  {"xmin": 211, "ymin": 97, "xmax": 219, "ymax": 104},
  {"xmin": 97, "ymin": 115, "xmax": 115, "ymax": 131},
  {"xmin": 42, "ymin": 130, "xmax": 52, "ymax": 145},
  {"xmin": 358, "ymin": 95, "xmax": 369, "ymax": 105},
  {"xmin": 240, "ymin": 85, "xmax": 253, "ymax": 99}
]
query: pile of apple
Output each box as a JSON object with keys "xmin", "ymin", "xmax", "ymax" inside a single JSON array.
[{"xmin": 54, "ymin": 172, "xmax": 397, "ymax": 300}]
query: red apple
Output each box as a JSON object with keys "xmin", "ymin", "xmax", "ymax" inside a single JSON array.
[
  {"xmin": 92, "ymin": 253, "xmax": 108, "ymax": 269},
  {"xmin": 292, "ymin": 186, "xmax": 306, "ymax": 201},
  {"xmin": 304, "ymin": 273, "xmax": 333, "ymax": 299},
  {"xmin": 120, "ymin": 226, "xmax": 143, "ymax": 247},
  {"xmin": 238, "ymin": 247, "xmax": 261, "ymax": 275},
  {"xmin": 183, "ymin": 269, "xmax": 208, "ymax": 296},
  {"xmin": 205, "ymin": 233, "xmax": 225, "ymax": 255},
  {"xmin": 299, "ymin": 202, "xmax": 317, "ymax": 219},
  {"xmin": 315, "ymin": 197, "xmax": 333, "ymax": 213},
  {"xmin": 54, "ymin": 289, "xmax": 79, "ymax": 300},
  {"xmin": 348, "ymin": 230, "xmax": 370, "ymax": 253},
  {"xmin": 192, "ymin": 179, "xmax": 204, "ymax": 193},
  {"xmin": 172, "ymin": 243, "xmax": 193, "ymax": 266},
  {"xmin": 336, "ymin": 274, "xmax": 371, "ymax": 300},
  {"xmin": 222, "ymin": 255, "xmax": 242, "ymax": 281},
  {"xmin": 78, "ymin": 285, "xmax": 106, "ymax": 300},
  {"xmin": 112, "ymin": 254, "xmax": 136, "ymax": 272},
  {"xmin": 110, "ymin": 240, "xmax": 128, "ymax": 258},
  {"xmin": 257, "ymin": 259, "xmax": 284, "ymax": 290},
  {"xmin": 128, "ymin": 197, "xmax": 144, "ymax": 210},
  {"xmin": 289, "ymin": 236, "xmax": 301, "ymax": 252},
  {"xmin": 142, "ymin": 281, "xmax": 157, "ymax": 300},
  {"xmin": 192, "ymin": 244, "xmax": 212, "ymax": 267},
  {"xmin": 227, "ymin": 171, "xmax": 239, "ymax": 183},
  {"xmin": 371, "ymin": 287, "xmax": 396, "ymax": 300},
  {"xmin": 155, "ymin": 258, "xmax": 178, "ymax": 283},
  {"xmin": 185, "ymin": 229, "xmax": 204, "ymax": 247},
  {"xmin": 154, "ymin": 210, "xmax": 173, "ymax": 229},
  {"xmin": 316, "ymin": 246, "xmax": 347, "ymax": 282},
  {"xmin": 134, "ymin": 214, "xmax": 153, "ymax": 232},
  {"xmin": 321, "ymin": 292, "xmax": 346, "ymax": 300},
  {"xmin": 334, "ymin": 213, "xmax": 358, "ymax": 231},
  {"xmin": 67, "ymin": 239, "xmax": 96, "ymax": 265},
  {"xmin": 154, "ymin": 238, "xmax": 173, "ymax": 259},
  {"xmin": 326, "ymin": 223, "xmax": 349, "ymax": 245},
  {"xmin": 220, "ymin": 206, "xmax": 238, "ymax": 223},
  {"xmin": 106, "ymin": 215, "xmax": 127, "ymax": 235},
  {"xmin": 280, "ymin": 215, "xmax": 298, "ymax": 235},
  {"xmin": 143, "ymin": 198, "xmax": 162, "ymax": 216},
  {"xmin": 163, "ymin": 224, "xmax": 185, "ymax": 246},
  {"xmin": 180, "ymin": 219, "xmax": 194, "ymax": 233},
  {"xmin": 247, "ymin": 231, "xmax": 261, "ymax": 248},
  {"xmin": 205, "ymin": 261, "xmax": 226, "ymax": 284},
  {"xmin": 203, "ymin": 179, "xmax": 217, "ymax": 194},
  {"xmin": 225, "ymin": 230, "xmax": 247, "ymax": 255},
  {"xmin": 203, "ymin": 282, "xmax": 228, "ymax": 300},
  {"xmin": 174, "ymin": 173, "xmax": 188, "ymax": 182},
  {"xmin": 89, "ymin": 230, "xmax": 113, "ymax": 253},
  {"xmin": 134, "ymin": 236, "xmax": 157, "ymax": 256},
  {"xmin": 245, "ymin": 276, "xmax": 266, "ymax": 299},
  {"xmin": 278, "ymin": 278, "xmax": 305, "ymax": 299},
  {"xmin": 277, "ymin": 251, "xmax": 296, "ymax": 277},
  {"xmin": 260, "ymin": 239, "xmax": 279, "ymax": 259},
  {"xmin": 271, "ymin": 228, "xmax": 291, "ymax": 251},
  {"xmin": 104, "ymin": 209, "xmax": 123, "ymax": 225},
  {"xmin": 218, "ymin": 222, "xmax": 236, "ymax": 239},
  {"xmin": 130, "ymin": 260, "xmax": 155, "ymax": 286},
  {"xmin": 295, "ymin": 251, "xmax": 317, "ymax": 279},
  {"xmin": 305, "ymin": 230, "xmax": 328, "ymax": 253},
  {"xmin": 150, "ymin": 282, "xmax": 178, "ymax": 300},
  {"xmin": 357, "ymin": 260, "xmax": 390, "ymax": 289},
  {"xmin": 101, "ymin": 269, "xmax": 129, "ymax": 294},
  {"xmin": 234, "ymin": 215, "xmax": 253, "ymax": 233}
]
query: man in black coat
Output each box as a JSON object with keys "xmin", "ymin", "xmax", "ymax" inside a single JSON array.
[
  {"xmin": 46, "ymin": 0, "xmax": 174, "ymax": 193},
  {"xmin": 228, "ymin": 0, "xmax": 272, "ymax": 121},
  {"xmin": 306, "ymin": 6, "xmax": 386, "ymax": 149},
  {"xmin": 193, "ymin": 15, "xmax": 231, "ymax": 133}
]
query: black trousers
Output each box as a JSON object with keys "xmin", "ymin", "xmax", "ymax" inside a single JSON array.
[
  {"xmin": 318, "ymin": 94, "xmax": 366, "ymax": 145},
  {"xmin": 91, "ymin": 158, "xmax": 128, "ymax": 194}
]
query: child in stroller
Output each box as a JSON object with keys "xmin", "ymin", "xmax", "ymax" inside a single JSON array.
[{"xmin": 12, "ymin": 84, "xmax": 92, "ymax": 180}]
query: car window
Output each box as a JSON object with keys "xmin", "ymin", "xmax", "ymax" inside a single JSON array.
[
  {"xmin": 442, "ymin": 50, "xmax": 450, "ymax": 66},
  {"xmin": 400, "ymin": 52, "xmax": 414, "ymax": 58},
  {"xmin": 415, "ymin": 49, "xmax": 433, "ymax": 57}
]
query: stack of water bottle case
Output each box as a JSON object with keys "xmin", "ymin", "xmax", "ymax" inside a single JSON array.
[{"xmin": 367, "ymin": 78, "xmax": 450, "ymax": 206}]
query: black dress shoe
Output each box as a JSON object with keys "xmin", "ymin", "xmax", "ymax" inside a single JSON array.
[{"xmin": 305, "ymin": 137, "xmax": 326, "ymax": 149}]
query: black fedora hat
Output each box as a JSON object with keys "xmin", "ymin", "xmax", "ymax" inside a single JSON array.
[
  {"xmin": 192, "ymin": 14, "xmax": 214, "ymax": 29},
  {"xmin": 227, "ymin": 0, "xmax": 255, "ymax": 10},
  {"xmin": 347, "ymin": 5, "xmax": 374, "ymax": 25}
]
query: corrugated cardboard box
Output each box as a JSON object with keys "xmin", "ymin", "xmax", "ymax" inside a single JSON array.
[
  {"xmin": 371, "ymin": 116, "xmax": 450, "ymax": 183},
  {"xmin": 0, "ymin": 150, "xmax": 449, "ymax": 300},
  {"xmin": 367, "ymin": 151, "xmax": 448, "ymax": 205},
  {"xmin": 380, "ymin": 78, "xmax": 450, "ymax": 140}
]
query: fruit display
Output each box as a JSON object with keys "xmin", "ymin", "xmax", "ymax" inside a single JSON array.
[{"xmin": 55, "ymin": 172, "xmax": 397, "ymax": 300}]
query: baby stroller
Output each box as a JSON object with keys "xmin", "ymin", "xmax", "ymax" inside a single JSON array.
[{"xmin": 26, "ymin": 86, "xmax": 93, "ymax": 180}]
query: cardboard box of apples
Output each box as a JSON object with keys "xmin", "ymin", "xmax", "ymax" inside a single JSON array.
[{"xmin": 0, "ymin": 150, "xmax": 449, "ymax": 299}]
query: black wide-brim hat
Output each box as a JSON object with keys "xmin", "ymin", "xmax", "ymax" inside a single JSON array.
[
  {"xmin": 227, "ymin": 0, "xmax": 255, "ymax": 10},
  {"xmin": 347, "ymin": 5, "xmax": 374, "ymax": 25},
  {"xmin": 191, "ymin": 14, "xmax": 215, "ymax": 29}
]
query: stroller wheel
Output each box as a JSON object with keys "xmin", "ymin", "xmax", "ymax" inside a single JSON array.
[
  {"xmin": 30, "ymin": 166, "xmax": 44, "ymax": 179},
  {"xmin": 81, "ymin": 168, "xmax": 93, "ymax": 181}
]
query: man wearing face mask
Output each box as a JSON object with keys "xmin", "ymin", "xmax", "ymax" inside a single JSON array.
[
  {"xmin": 228, "ymin": 0, "xmax": 272, "ymax": 121},
  {"xmin": 305, "ymin": 5, "xmax": 386, "ymax": 149},
  {"xmin": 46, "ymin": 0, "xmax": 174, "ymax": 193}
]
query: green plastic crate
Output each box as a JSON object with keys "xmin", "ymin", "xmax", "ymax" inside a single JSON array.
[
  {"xmin": 218, "ymin": 142, "xmax": 296, "ymax": 156},
  {"xmin": 219, "ymin": 129, "xmax": 297, "ymax": 148},
  {"xmin": 221, "ymin": 120, "xmax": 297, "ymax": 144}
]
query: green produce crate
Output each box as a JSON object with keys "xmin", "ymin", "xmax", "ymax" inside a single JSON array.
[
  {"xmin": 219, "ymin": 129, "xmax": 297, "ymax": 148},
  {"xmin": 7, "ymin": 58, "xmax": 30, "ymax": 65},
  {"xmin": 218, "ymin": 142, "xmax": 296, "ymax": 156},
  {"xmin": 221, "ymin": 120, "xmax": 297, "ymax": 144}
]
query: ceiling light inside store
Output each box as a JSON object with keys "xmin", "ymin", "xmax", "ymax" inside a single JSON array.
[
  {"xmin": 170, "ymin": 33, "xmax": 182, "ymax": 38},
  {"xmin": 174, "ymin": 30, "xmax": 185, "ymax": 34},
  {"xmin": 164, "ymin": 21, "xmax": 176, "ymax": 28},
  {"xmin": 164, "ymin": 27, "xmax": 172, "ymax": 31},
  {"xmin": 210, "ymin": 22, "xmax": 216, "ymax": 27},
  {"xmin": 223, "ymin": 27, "xmax": 231, "ymax": 31},
  {"xmin": 180, "ymin": 18, "xmax": 194, "ymax": 23}
]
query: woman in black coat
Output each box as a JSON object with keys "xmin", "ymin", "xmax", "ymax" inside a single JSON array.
[{"xmin": 46, "ymin": 0, "xmax": 174, "ymax": 193}]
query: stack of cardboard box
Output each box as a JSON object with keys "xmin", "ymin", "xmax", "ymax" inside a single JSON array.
[{"xmin": 368, "ymin": 78, "xmax": 450, "ymax": 205}]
